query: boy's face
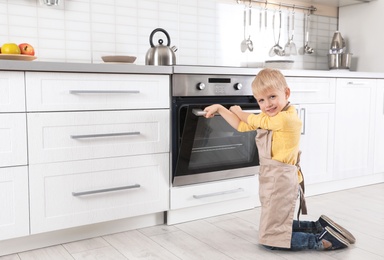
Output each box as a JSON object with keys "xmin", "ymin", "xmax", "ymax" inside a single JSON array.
[{"xmin": 255, "ymin": 87, "xmax": 290, "ymax": 117}]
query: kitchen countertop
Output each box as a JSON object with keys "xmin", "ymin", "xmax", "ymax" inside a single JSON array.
[
  {"xmin": 0, "ymin": 60, "xmax": 173, "ymax": 74},
  {"xmin": 1, "ymin": 60, "xmax": 384, "ymax": 79},
  {"xmin": 173, "ymin": 65, "xmax": 384, "ymax": 79}
]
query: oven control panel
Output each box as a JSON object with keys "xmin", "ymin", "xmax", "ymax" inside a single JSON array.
[{"xmin": 173, "ymin": 74, "xmax": 254, "ymax": 96}]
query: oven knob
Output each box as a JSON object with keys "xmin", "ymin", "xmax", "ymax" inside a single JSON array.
[
  {"xmin": 234, "ymin": 83, "xmax": 243, "ymax": 90},
  {"xmin": 196, "ymin": 82, "xmax": 206, "ymax": 90}
]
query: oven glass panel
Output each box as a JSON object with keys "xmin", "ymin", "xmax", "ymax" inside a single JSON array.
[{"xmin": 175, "ymin": 105, "xmax": 259, "ymax": 177}]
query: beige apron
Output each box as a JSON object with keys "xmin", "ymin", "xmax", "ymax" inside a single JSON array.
[{"xmin": 256, "ymin": 128, "xmax": 305, "ymax": 249}]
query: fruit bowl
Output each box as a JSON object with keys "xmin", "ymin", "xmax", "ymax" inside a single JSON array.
[
  {"xmin": 0, "ymin": 54, "xmax": 37, "ymax": 61},
  {"xmin": 101, "ymin": 55, "xmax": 136, "ymax": 63}
]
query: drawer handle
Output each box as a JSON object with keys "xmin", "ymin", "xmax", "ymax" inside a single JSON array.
[
  {"xmin": 347, "ymin": 82, "xmax": 365, "ymax": 85},
  {"xmin": 291, "ymin": 89, "xmax": 319, "ymax": 93},
  {"xmin": 70, "ymin": 131, "xmax": 140, "ymax": 139},
  {"xmin": 193, "ymin": 188, "xmax": 244, "ymax": 199},
  {"xmin": 69, "ymin": 90, "xmax": 140, "ymax": 94},
  {"xmin": 72, "ymin": 184, "xmax": 141, "ymax": 196}
]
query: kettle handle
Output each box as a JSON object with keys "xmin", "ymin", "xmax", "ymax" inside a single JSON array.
[{"xmin": 149, "ymin": 28, "xmax": 171, "ymax": 47}]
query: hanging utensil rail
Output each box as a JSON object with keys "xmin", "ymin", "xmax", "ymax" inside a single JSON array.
[{"xmin": 236, "ymin": 0, "xmax": 316, "ymax": 13}]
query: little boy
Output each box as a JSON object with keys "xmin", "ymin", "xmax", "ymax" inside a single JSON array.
[{"xmin": 204, "ymin": 68, "xmax": 355, "ymax": 250}]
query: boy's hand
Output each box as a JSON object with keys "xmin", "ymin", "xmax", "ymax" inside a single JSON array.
[
  {"xmin": 230, "ymin": 105, "xmax": 242, "ymax": 115},
  {"xmin": 204, "ymin": 104, "xmax": 220, "ymax": 118}
]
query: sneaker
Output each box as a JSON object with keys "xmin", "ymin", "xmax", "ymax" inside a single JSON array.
[
  {"xmin": 318, "ymin": 226, "xmax": 350, "ymax": 250},
  {"xmin": 319, "ymin": 215, "xmax": 356, "ymax": 244}
]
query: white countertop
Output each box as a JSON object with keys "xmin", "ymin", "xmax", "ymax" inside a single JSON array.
[
  {"xmin": 173, "ymin": 65, "xmax": 384, "ymax": 79},
  {"xmin": 0, "ymin": 60, "xmax": 173, "ymax": 74},
  {"xmin": 1, "ymin": 60, "xmax": 384, "ymax": 79}
]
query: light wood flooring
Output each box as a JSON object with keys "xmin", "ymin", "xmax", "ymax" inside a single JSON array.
[{"xmin": 1, "ymin": 183, "xmax": 383, "ymax": 260}]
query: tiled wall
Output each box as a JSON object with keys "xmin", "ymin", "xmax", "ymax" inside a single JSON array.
[{"xmin": 0, "ymin": 0, "xmax": 337, "ymax": 70}]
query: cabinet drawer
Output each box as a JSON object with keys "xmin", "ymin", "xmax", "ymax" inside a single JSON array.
[
  {"xmin": 170, "ymin": 176, "xmax": 258, "ymax": 210},
  {"xmin": 0, "ymin": 166, "xmax": 29, "ymax": 240},
  {"xmin": 286, "ymin": 77, "xmax": 336, "ymax": 104},
  {"xmin": 0, "ymin": 113, "xmax": 27, "ymax": 167},
  {"xmin": 29, "ymin": 153, "xmax": 169, "ymax": 234},
  {"xmin": 27, "ymin": 110, "xmax": 169, "ymax": 164},
  {"xmin": 26, "ymin": 72, "xmax": 170, "ymax": 111},
  {"xmin": 0, "ymin": 71, "xmax": 25, "ymax": 112}
]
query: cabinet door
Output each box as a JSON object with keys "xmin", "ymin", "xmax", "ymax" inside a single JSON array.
[
  {"xmin": 27, "ymin": 110, "xmax": 169, "ymax": 164},
  {"xmin": 374, "ymin": 80, "xmax": 384, "ymax": 173},
  {"xmin": 286, "ymin": 77, "xmax": 336, "ymax": 104},
  {"xmin": 29, "ymin": 153, "xmax": 169, "ymax": 234},
  {"xmin": 0, "ymin": 167, "xmax": 29, "ymax": 240},
  {"xmin": 26, "ymin": 72, "xmax": 170, "ymax": 112},
  {"xmin": 0, "ymin": 113, "xmax": 28, "ymax": 167},
  {"xmin": 0, "ymin": 71, "xmax": 25, "ymax": 112},
  {"xmin": 299, "ymin": 104, "xmax": 335, "ymax": 184},
  {"xmin": 334, "ymin": 79, "xmax": 376, "ymax": 179}
]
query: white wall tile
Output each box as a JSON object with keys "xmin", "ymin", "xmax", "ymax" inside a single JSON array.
[{"xmin": 0, "ymin": 0, "xmax": 336, "ymax": 69}]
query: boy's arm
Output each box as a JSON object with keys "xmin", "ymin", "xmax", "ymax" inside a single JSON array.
[
  {"xmin": 230, "ymin": 105, "xmax": 252, "ymax": 123},
  {"xmin": 204, "ymin": 104, "xmax": 241, "ymax": 129}
]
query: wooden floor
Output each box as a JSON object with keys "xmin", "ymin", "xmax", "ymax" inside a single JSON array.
[{"xmin": 1, "ymin": 183, "xmax": 383, "ymax": 260}]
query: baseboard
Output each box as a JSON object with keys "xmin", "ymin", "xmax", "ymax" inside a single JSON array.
[
  {"xmin": 305, "ymin": 173, "xmax": 384, "ymax": 197},
  {"xmin": 0, "ymin": 212, "xmax": 164, "ymax": 256}
]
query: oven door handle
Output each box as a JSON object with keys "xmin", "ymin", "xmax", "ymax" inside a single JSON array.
[{"xmin": 192, "ymin": 108, "xmax": 261, "ymax": 117}]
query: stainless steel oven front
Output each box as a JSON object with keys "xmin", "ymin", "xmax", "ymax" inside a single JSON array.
[{"xmin": 172, "ymin": 74, "xmax": 260, "ymax": 186}]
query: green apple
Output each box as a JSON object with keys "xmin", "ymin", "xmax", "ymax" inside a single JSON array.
[{"xmin": 1, "ymin": 43, "xmax": 21, "ymax": 54}]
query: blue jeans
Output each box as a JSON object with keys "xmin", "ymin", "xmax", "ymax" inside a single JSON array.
[{"xmin": 263, "ymin": 220, "xmax": 324, "ymax": 251}]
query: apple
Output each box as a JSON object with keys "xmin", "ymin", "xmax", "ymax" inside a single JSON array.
[
  {"xmin": 1, "ymin": 43, "xmax": 21, "ymax": 54},
  {"xmin": 18, "ymin": 43, "xmax": 35, "ymax": 56}
]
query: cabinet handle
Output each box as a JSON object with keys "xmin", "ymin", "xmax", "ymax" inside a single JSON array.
[
  {"xmin": 300, "ymin": 108, "xmax": 306, "ymax": 135},
  {"xmin": 72, "ymin": 184, "xmax": 141, "ymax": 196},
  {"xmin": 70, "ymin": 131, "xmax": 140, "ymax": 139},
  {"xmin": 291, "ymin": 89, "xmax": 319, "ymax": 93},
  {"xmin": 193, "ymin": 188, "xmax": 244, "ymax": 199},
  {"xmin": 347, "ymin": 82, "xmax": 365, "ymax": 85},
  {"xmin": 69, "ymin": 90, "xmax": 140, "ymax": 94}
]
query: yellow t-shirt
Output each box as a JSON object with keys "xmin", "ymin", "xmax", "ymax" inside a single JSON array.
[{"xmin": 237, "ymin": 105, "xmax": 303, "ymax": 183}]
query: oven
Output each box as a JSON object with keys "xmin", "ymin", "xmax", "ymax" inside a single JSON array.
[{"xmin": 172, "ymin": 73, "xmax": 260, "ymax": 186}]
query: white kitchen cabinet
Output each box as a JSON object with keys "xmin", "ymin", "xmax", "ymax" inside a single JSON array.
[
  {"xmin": 0, "ymin": 71, "xmax": 25, "ymax": 113},
  {"xmin": 0, "ymin": 71, "xmax": 29, "ymax": 242},
  {"xmin": 374, "ymin": 80, "xmax": 384, "ymax": 174},
  {"xmin": 25, "ymin": 72, "xmax": 169, "ymax": 111},
  {"xmin": 0, "ymin": 113, "xmax": 27, "ymax": 167},
  {"xmin": 298, "ymin": 104, "xmax": 335, "ymax": 184},
  {"xmin": 29, "ymin": 153, "xmax": 169, "ymax": 234},
  {"xmin": 286, "ymin": 77, "xmax": 336, "ymax": 185},
  {"xmin": 168, "ymin": 175, "xmax": 259, "ymax": 225},
  {"xmin": 170, "ymin": 175, "xmax": 258, "ymax": 210},
  {"xmin": 0, "ymin": 166, "xmax": 29, "ymax": 240},
  {"xmin": 27, "ymin": 110, "xmax": 169, "ymax": 164},
  {"xmin": 25, "ymin": 72, "xmax": 171, "ymax": 233},
  {"xmin": 286, "ymin": 77, "xmax": 336, "ymax": 104},
  {"xmin": 334, "ymin": 78, "xmax": 376, "ymax": 179}
]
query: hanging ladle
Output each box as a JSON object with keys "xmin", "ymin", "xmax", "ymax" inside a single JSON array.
[
  {"xmin": 304, "ymin": 10, "xmax": 314, "ymax": 54},
  {"xmin": 269, "ymin": 8, "xmax": 285, "ymax": 57},
  {"xmin": 284, "ymin": 7, "xmax": 297, "ymax": 56},
  {"xmin": 240, "ymin": 2, "xmax": 253, "ymax": 52},
  {"xmin": 240, "ymin": 7, "xmax": 248, "ymax": 52},
  {"xmin": 246, "ymin": 1, "xmax": 254, "ymax": 52}
]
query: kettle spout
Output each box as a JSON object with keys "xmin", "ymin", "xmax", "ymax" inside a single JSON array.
[{"xmin": 171, "ymin": 46, "xmax": 178, "ymax": 53}]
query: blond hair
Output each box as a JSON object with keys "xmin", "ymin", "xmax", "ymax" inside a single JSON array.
[{"xmin": 252, "ymin": 68, "xmax": 288, "ymax": 96}]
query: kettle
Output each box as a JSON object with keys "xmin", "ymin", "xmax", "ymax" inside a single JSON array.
[{"xmin": 145, "ymin": 28, "xmax": 177, "ymax": 66}]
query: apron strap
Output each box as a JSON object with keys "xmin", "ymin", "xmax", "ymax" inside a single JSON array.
[{"xmin": 296, "ymin": 151, "xmax": 308, "ymax": 223}]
